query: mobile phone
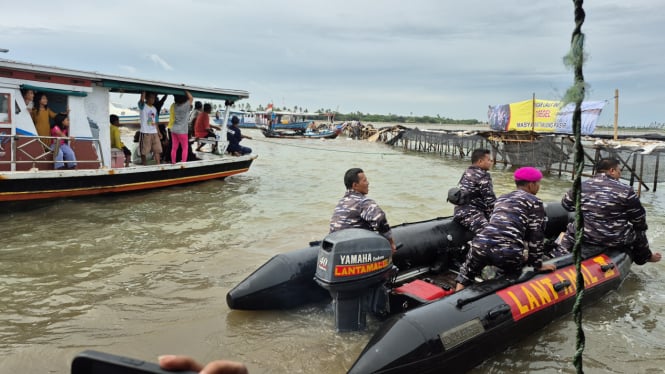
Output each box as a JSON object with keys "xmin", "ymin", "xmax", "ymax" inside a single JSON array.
[{"xmin": 71, "ymin": 350, "xmax": 198, "ymax": 374}]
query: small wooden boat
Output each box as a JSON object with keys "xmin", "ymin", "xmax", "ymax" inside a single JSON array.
[
  {"xmin": 260, "ymin": 126, "xmax": 341, "ymax": 139},
  {"xmin": 227, "ymin": 202, "xmax": 632, "ymax": 373},
  {"xmin": 264, "ymin": 111, "xmax": 318, "ymax": 130},
  {"xmin": 0, "ymin": 59, "xmax": 256, "ymax": 202},
  {"xmin": 109, "ymin": 102, "xmax": 140, "ymax": 126},
  {"xmin": 213, "ymin": 109, "xmax": 258, "ymax": 128}
]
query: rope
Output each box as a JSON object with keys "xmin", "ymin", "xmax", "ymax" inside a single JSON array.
[
  {"xmin": 251, "ymin": 137, "xmax": 401, "ymax": 156},
  {"xmin": 563, "ymin": 1, "xmax": 587, "ymax": 372}
]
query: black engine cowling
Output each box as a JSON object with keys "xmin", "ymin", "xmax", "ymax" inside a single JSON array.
[{"xmin": 314, "ymin": 229, "xmax": 396, "ymax": 331}]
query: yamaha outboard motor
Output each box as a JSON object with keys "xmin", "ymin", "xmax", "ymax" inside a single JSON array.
[{"xmin": 314, "ymin": 229, "xmax": 396, "ymax": 332}]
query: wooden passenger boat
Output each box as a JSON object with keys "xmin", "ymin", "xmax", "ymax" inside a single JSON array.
[{"xmin": 0, "ymin": 59, "xmax": 256, "ymax": 202}]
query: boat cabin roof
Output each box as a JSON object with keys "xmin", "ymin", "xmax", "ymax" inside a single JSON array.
[{"xmin": 0, "ymin": 59, "xmax": 249, "ymax": 102}]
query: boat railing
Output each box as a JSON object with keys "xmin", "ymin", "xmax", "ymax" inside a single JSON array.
[{"xmin": 0, "ymin": 133, "xmax": 103, "ymax": 171}]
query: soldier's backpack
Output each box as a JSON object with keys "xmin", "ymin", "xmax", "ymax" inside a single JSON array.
[
  {"xmin": 446, "ymin": 187, "xmax": 472, "ymax": 205},
  {"xmin": 447, "ymin": 174, "xmax": 472, "ymax": 205}
]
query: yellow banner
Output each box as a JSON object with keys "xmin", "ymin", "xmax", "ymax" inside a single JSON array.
[
  {"xmin": 489, "ymin": 99, "xmax": 561, "ymax": 132},
  {"xmin": 488, "ymin": 99, "xmax": 605, "ymax": 134}
]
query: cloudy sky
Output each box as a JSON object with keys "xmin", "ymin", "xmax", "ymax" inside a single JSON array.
[{"xmin": 1, "ymin": 0, "xmax": 663, "ymax": 125}]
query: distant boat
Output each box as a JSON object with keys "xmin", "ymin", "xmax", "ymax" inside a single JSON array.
[
  {"xmin": 213, "ymin": 109, "xmax": 258, "ymax": 128},
  {"xmin": 266, "ymin": 111, "xmax": 316, "ymax": 130},
  {"xmin": 0, "ymin": 58, "xmax": 255, "ymax": 202},
  {"xmin": 109, "ymin": 102, "xmax": 140, "ymax": 126},
  {"xmin": 261, "ymin": 121, "xmax": 342, "ymax": 139},
  {"xmin": 259, "ymin": 111, "xmax": 340, "ymax": 139},
  {"xmin": 261, "ymin": 125, "xmax": 341, "ymax": 139},
  {"xmin": 270, "ymin": 120, "xmax": 312, "ymax": 131}
]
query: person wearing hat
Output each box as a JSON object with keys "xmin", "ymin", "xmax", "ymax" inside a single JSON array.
[
  {"xmin": 455, "ymin": 166, "xmax": 556, "ymax": 291},
  {"xmin": 557, "ymin": 158, "xmax": 661, "ymax": 264}
]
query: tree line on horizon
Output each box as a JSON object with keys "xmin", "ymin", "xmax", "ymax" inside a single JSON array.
[
  {"xmin": 231, "ymin": 102, "xmax": 483, "ymax": 125},
  {"xmin": 332, "ymin": 112, "xmax": 483, "ymax": 125}
]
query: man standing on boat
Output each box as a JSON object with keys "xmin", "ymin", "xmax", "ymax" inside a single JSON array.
[
  {"xmin": 453, "ymin": 149, "xmax": 496, "ymax": 234},
  {"xmin": 557, "ymin": 158, "xmax": 661, "ymax": 264},
  {"xmin": 138, "ymin": 91, "xmax": 162, "ymax": 165},
  {"xmin": 330, "ymin": 168, "xmax": 397, "ymax": 253},
  {"xmin": 454, "ymin": 167, "xmax": 556, "ymax": 291}
]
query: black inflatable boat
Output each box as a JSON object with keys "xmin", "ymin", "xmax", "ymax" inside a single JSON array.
[{"xmin": 227, "ymin": 202, "xmax": 632, "ymax": 373}]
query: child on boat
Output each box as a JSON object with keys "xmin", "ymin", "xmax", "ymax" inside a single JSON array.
[
  {"xmin": 138, "ymin": 91, "xmax": 162, "ymax": 165},
  {"xmin": 110, "ymin": 114, "xmax": 131, "ymax": 167},
  {"xmin": 51, "ymin": 113, "xmax": 77, "ymax": 169}
]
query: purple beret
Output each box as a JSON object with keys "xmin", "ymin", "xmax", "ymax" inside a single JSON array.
[{"xmin": 514, "ymin": 167, "xmax": 543, "ymax": 182}]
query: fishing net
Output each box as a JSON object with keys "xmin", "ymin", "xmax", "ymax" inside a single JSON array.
[{"xmin": 397, "ymin": 128, "xmax": 665, "ymax": 186}]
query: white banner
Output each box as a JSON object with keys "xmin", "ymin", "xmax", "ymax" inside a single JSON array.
[{"xmin": 553, "ymin": 100, "xmax": 606, "ymax": 135}]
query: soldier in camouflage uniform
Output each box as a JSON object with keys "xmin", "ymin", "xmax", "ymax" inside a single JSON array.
[
  {"xmin": 455, "ymin": 167, "xmax": 556, "ymax": 291},
  {"xmin": 558, "ymin": 158, "xmax": 661, "ymax": 264},
  {"xmin": 453, "ymin": 149, "xmax": 497, "ymax": 234},
  {"xmin": 330, "ymin": 168, "xmax": 397, "ymax": 253}
]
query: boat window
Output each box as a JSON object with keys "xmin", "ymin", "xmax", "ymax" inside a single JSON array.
[
  {"xmin": 37, "ymin": 92, "xmax": 68, "ymax": 114},
  {"xmin": 0, "ymin": 93, "xmax": 10, "ymax": 124},
  {"xmin": 28, "ymin": 91, "xmax": 68, "ymax": 126}
]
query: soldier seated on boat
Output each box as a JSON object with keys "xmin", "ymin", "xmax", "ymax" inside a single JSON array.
[
  {"xmin": 557, "ymin": 158, "xmax": 662, "ymax": 264},
  {"xmin": 329, "ymin": 168, "xmax": 397, "ymax": 253},
  {"xmin": 452, "ymin": 148, "xmax": 497, "ymax": 234},
  {"xmin": 455, "ymin": 167, "xmax": 556, "ymax": 291}
]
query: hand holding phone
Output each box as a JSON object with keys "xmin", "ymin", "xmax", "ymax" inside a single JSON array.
[
  {"xmin": 71, "ymin": 350, "xmax": 198, "ymax": 374},
  {"xmin": 158, "ymin": 355, "xmax": 248, "ymax": 374}
]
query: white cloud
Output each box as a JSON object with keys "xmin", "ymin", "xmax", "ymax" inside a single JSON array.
[
  {"xmin": 118, "ymin": 65, "xmax": 137, "ymax": 74},
  {"xmin": 2, "ymin": 0, "xmax": 665, "ymax": 124},
  {"xmin": 146, "ymin": 54, "xmax": 173, "ymax": 71}
]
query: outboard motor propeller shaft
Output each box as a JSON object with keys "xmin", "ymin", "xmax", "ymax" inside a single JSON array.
[{"xmin": 314, "ymin": 229, "xmax": 395, "ymax": 332}]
